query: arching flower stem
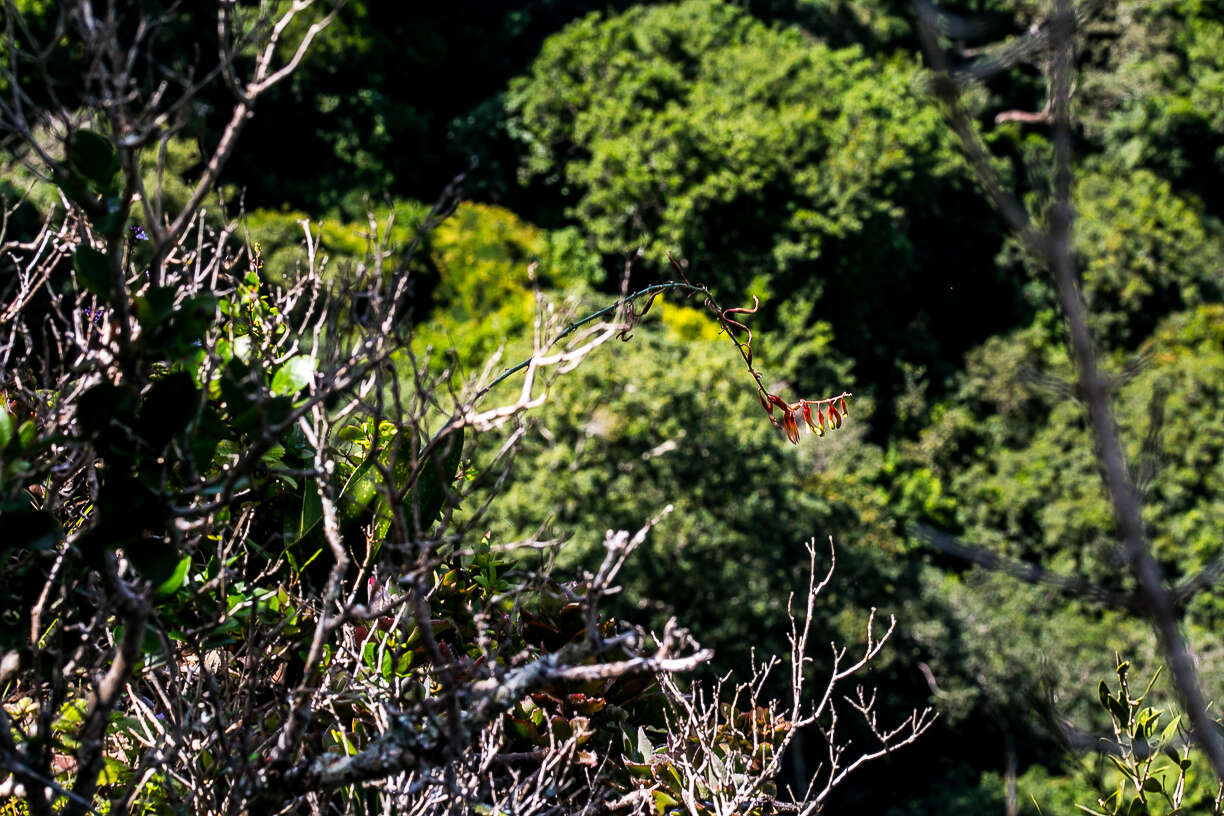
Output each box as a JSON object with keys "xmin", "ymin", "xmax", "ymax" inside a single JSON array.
[{"xmin": 478, "ymin": 254, "xmax": 851, "ymax": 446}]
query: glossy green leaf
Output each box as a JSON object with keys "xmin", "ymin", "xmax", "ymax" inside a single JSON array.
[
  {"xmin": 409, "ymin": 426, "xmax": 464, "ymax": 528},
  {"xmin": 16, "ymin": 420, "xmax": 34, "ymax": 450},
  {"xmin": 652, "ymin": 790, "xmax": 680, "ymax": 811},
  {"xmin": 155, "ymin": 556, "xmax": 191, "ymax": 596},
  {"xmin": 339, "ymin": 447, "xmax": 379, "ymax": 509},
  {"xmin": 271, "ymin": 355, "xmax": 314, "ymax": 396},
  {"xmin": 0, "ymin": 406, "xmax": 13, "ymax": 451},
  {"xmin": 294, "ymin": 477, "xmax": 323, "ymax": 544}
]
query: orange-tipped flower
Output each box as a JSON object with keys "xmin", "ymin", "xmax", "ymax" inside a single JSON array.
[
  {"xmin": 801, "ymin": 402, "xmax": 824, "ymax": 437},
  {"xmin": 782, "ymin": 409, "xmax": 801, "ymax": 444},
  {"xmin": 767, "ymin": 393, "xmax": 849, "ymax": 443}
]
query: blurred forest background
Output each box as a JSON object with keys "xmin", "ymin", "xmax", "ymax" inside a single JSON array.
[{"xmin": 6, "ymin": 0, "xmax": 1224, "ymax": 811}]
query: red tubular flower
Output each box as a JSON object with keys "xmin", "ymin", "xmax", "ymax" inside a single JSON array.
[
  {"xmin": 765, "ymin": 393, "xmax": 850, "ymax": 443},
  {"xmin": 782, "ymin": 409, "xmax": 801, "ymax": 444},
  {"xmin": 801, "ymin": 402, "xmax": 823, "ymax": 436}
]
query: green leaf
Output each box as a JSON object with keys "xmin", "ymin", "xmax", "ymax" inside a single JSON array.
[
  {"xmin": 338, "ymin": 453, "xmax": 379, "ymax": 517},
  {"xmin": 0, "ymin": 406, "xmax": 13, "ymax": 451},
  {"xmin": 1159, "ymin": 714, "xmax": 1180, "ymax": 744},
  {"xmin": 651, "ymin": 790, "xmax": 680, "ymax": 811},
  {"xmin": 1108, "ymin": 754, "xmax": 1133, "ymax": 780},
  {"xmin": 637, "ymin": 725, "xmax": 654, "ymax": 760},
  {"xmin": 100, "ymin": 757, "xmax": 129, "ymax": 785},
  {"xmin": 1141, "ymin": 777, "xmax": 1163, "ymax": 793},
  {"xmin": 623, "ymin": 760, "xmax": 653, "ymax": 779},
  {"xmin": 155, "ymin": 556, "xmax": 191, "ymax": 596},
  {"xmin": 16, "ymin": 420, "xmax": 34, "ymax": 450},
  {"xmin": 409, "ymin": 426, "xmax": 464, "ymax": 528},
  {"xmin": 295, "ymin": 477, "xmax": 323, "ymax": 544},
  {"xmin": 380, "ymin": 651, "xmax": 392, "ymax": 680},
  {"xmin": 73, "ymin": 245, "xmax": 112, "ymax": 300},
  {"xmin": 271, "ymin": 355, "xmax": 314, "ymax": 396},
  {"xmin": 1108, "ymin": 694, "xmax": 1130, "ymax": 724}
]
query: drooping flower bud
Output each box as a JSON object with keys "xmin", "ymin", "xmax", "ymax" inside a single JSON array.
[
  {"xmin": 759, "ymin": 390, "xmax": 773, "ymax": 417},
  {"xmin": 801, "ymin": 402, "xmax": 816, "ymax": 431},
  {"xmin": 783, "ymin": 409, "xmax": 801, "ymax": 444}
]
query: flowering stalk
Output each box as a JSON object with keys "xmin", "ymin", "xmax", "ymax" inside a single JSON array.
[
  {"xmin": 486, "ymin": 253, "xmax": 851, "ymax": 445},
  {"xmin": 764, "ymin": 392, "xmax": 852, "ymax": 444},
  {"xmin": 663, "ymin": 252, "xmax": 852, "ymax": 444}
]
